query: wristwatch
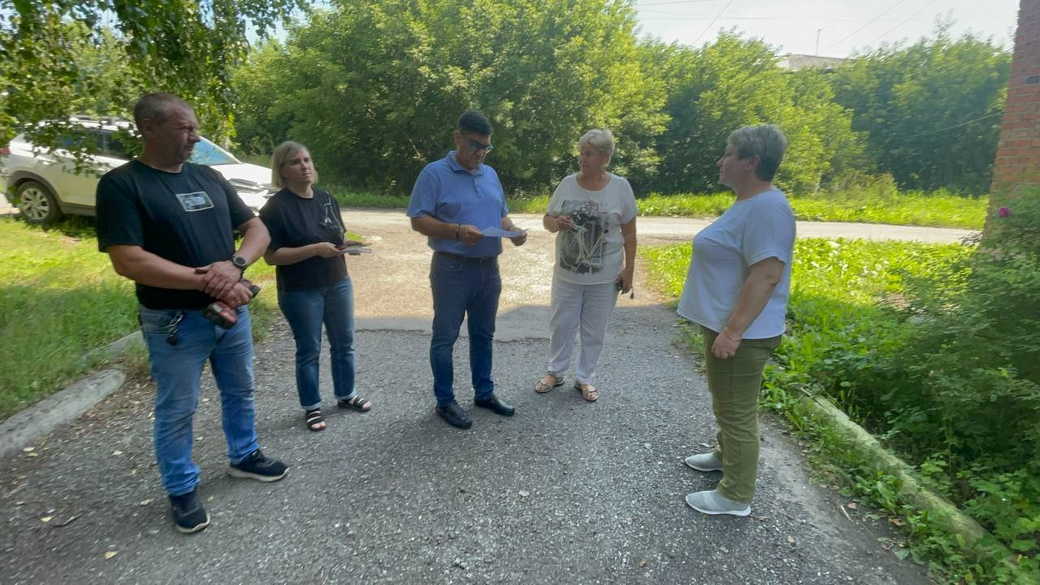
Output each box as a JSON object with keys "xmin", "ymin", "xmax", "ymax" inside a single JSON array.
[{"xmin": 230, "ymin": 254, "xmax": 249, "ymax": 272}]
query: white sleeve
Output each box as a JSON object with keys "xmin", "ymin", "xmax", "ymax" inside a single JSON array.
[
  {"xmin": 742, "ymin": 197, "xmax": 795, "ymax": 266},
  {"xmin": 618, "ymin": 177, "xmax": 637, "ymax": 223}
]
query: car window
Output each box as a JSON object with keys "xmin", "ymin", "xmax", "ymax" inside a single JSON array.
[
  {"xmin": 189, "ymin": 138, "xmax": 239, "ymax": 166},
  {"xmin": 101, "ymin": 132, "xmax": 131, "ymax": 159},
  {"xmin": 58, "ymin": 129, "xmax": 103, "ymax": 154}
]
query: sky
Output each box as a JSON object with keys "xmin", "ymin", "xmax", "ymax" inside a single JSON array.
[{"xmin": 633, "ymin": 0, "xmax": 1021, "ymax": 58}]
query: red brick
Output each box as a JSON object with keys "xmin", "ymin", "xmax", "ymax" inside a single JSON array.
[{"xmin": 992, "ymin": 0, "xmax": 1040, "ymax": 198}]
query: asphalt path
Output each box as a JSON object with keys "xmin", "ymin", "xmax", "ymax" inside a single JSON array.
[{"xmin": 0, "ymin": 209, "xmax": 948, "ymax": 584}]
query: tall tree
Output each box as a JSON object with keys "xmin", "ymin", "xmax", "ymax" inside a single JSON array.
[
  {"xmin": 643, "ymin": 33, "xmax": 862, "ymax": 195},
  {"xmin": 0, "ymin": 0, "xmax": 302, "ymax": 147},
  {"xmin": 830, "ymin": 28, "xmax": 1011, "ymax": 194},
  {"xmin": 233, "ymin": 0, "xmax": 666, "ymax": 193}
]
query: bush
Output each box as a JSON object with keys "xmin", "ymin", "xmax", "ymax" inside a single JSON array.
[{"xmin": 790, "ymin": 195, "xmax": 1040, "ymax": 578}]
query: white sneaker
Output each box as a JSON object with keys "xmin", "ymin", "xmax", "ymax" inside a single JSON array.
[
  {"xmin": 685, "ymin": 489, "xmax": 751, "ymax": 517},
  {"xmin": 683, "ymin": 452, "xmax": 723, "ymax": 472}
]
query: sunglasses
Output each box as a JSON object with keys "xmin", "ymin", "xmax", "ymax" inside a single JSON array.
[{"xmin": 466, "ymin": 138, "xmax": 494, "ymax": 153}]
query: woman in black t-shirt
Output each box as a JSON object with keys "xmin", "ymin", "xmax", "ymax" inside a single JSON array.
[{"xmin": 260, "ymin": 141, "xmax": 372, "ymax": 432}]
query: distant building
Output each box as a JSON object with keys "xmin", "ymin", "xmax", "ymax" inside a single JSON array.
[{"xmin": 778, "ymin": 54, "xmax": 847, "ymax": 72}]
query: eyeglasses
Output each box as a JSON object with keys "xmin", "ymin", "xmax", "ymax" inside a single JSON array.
[{"xmin": 467, "ymin": 138, "xmax": 494, "ymax": 153}]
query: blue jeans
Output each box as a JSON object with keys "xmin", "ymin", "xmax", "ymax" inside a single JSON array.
[
  {"xmin": 429, "ymin": 253, "xmax": 501, "ymax": 407},
  {"xmin": 139, "ymin": 305, "xmax": 260, "ymax": 496},
  {"xmin": 277, "ymin": 278, "xmax": 357, "ymax": 410}
]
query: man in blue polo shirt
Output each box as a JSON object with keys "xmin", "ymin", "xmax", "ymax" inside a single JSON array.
[{"xmin": 407, "ymin": 111, "xmax": 528, "ymax": 429}]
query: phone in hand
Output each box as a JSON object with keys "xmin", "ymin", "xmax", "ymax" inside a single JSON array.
[{"xmin": 337, "ymin": 241, "xmax": 371, "ymax": 255}]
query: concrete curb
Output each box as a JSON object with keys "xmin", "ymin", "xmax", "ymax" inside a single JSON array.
[
  {"xmin": 797, "ymin": 395, "xmax": 1033, "ymax": 581},
  {"xmin": 0, "ymin": 369, "xmax": 126, "ymax": 458},
  {"xmin": 82, "ymin": 330, "xmax": 143, "ymax": 362},
  {"xmin": 0, "ymin": 331, "xmax": 142, "ymax": 459}
]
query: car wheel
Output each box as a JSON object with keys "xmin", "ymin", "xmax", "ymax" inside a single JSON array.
[{"xmin": 15, "ymin": 180, "xmax": 63, "ymax": 225}]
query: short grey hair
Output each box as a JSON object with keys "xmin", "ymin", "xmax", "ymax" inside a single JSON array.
[
  {"xmin": 133, "ymin": 93, "xmax": 192, "ymax": 129},
  {"xmin": 270, "ymin": 141, "xmax": 317, "ymax": 189},
  {"xmin": 728, "ymin": 124, "xmax": 788, "ymax": 181},
  {"xmin": 578, "ymin": 128, "xmax": 615, "ymax": 158}
]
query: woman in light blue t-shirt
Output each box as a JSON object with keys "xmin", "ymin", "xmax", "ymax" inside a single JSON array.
[{"xmin": 677, "ymin": 125, "xmax": 795, "ymax": 517}]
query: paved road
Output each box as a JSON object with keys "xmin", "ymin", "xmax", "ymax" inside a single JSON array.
[
  {"xmin": 347, "ymin": 209, "xmax": 975, "ymax": 243},
  {"xmin": 0, "ymin": 208, "xmax": 935, "ymax": 584}
]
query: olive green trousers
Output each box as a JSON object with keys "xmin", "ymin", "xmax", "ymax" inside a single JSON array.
[{"xmin": 702, "ymin": 326, "xmax": 782, "ymax": 503}]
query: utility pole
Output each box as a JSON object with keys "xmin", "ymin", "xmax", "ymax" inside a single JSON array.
[{"xmin": 815, "ymin": 28, "xmax": 822, "ymax": 56}]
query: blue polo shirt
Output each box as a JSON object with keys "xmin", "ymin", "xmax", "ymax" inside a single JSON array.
[{"xmin": 407, "ymin": 151, "xmax": 509, "ymax": 257}]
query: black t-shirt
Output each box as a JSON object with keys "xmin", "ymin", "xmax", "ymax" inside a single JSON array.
[
  {"xmin": 96, "ymin": 160, "xmax": 255, "ymax": 309},
  {"xmin": 259, "ymin": 187, "xmax": 348, "ymax": 291}
]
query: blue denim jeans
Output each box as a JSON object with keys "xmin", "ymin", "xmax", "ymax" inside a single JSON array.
[
  {"xmin": 429, "ymin": 253, "xmax": 501, "ymax": 407},
  {"xmin": 139, "ymin": 305, "xmax": 260, "ymax": 496},
  {"xmin": 277, "ymin": 278, "xmax": 357, "ymax": 410}
]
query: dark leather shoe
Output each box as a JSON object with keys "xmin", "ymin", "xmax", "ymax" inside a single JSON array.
[
  {"xmin": 474, "ymin": 394, "xmax": 515, "ymax": 417},
  {"xmin": 436, "ymin": 402, "xmax": 472, "ymax": 429}
]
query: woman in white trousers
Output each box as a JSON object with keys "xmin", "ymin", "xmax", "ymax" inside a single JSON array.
[{"xmin": 534, "ymin": 129, "xmax": 637, "ymax": 402}]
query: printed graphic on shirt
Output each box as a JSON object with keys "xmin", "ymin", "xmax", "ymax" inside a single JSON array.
[
  {"xmin": 558, "ymin": 199, "xmax": 608, "ymax": 274},
  {"xmin": 175, "ymin": 191, "xmax": 214, "ymax": 212},
  {"xmin": 319, "ymin": 195, "xmax": 344, "ymax": 236}
]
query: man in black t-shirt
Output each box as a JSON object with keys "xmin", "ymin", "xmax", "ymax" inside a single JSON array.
[{"xmin": 96, "ymin": 93, "xmax": 288, "ymax": 534}]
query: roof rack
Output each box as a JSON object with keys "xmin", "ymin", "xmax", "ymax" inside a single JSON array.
[{"xmin": 68, "ymin": 115, "xmax": 132, "ymax": 128}]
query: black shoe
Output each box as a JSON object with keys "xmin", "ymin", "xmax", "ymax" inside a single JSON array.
[
  {"xmin": 169, "ymin": 489, "xmax": 210, "ymax": 534},
  {"xmin": 228, "ymin": 449, "xmax": 289, "ymax": 482},
  {"xmin": 436, "ymin": 402, "xmax": 473, "ymax": 429},
  {"xmin": 474, "ymin": 393, "xmax": 515, "ymax": 417}
]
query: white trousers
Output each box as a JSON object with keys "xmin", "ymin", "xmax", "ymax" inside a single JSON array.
[{"xmin": 546, "ymin": 277, "xmax": 619, "ymax": 384}]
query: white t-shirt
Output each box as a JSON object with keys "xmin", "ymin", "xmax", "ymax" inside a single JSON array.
[
  {"xmin": 677, "ymin": 188, "xmax": 795, "ymax": 339},
  {"xmin": 547, "ymin": 173, "xmax": 638, "ymax": 285}
]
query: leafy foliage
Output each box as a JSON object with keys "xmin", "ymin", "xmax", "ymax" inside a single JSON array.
[
  {"xmin": 232, "ymin": 0, "xmax": 666, "ymax": 193},
  {"xmin": 641, "ymin": 33, "xmax": 864, "ymax": 195},
  {"xmin": 829, "ymin": 27, "xmax": 1011, "ymax": 194},
  {"xmin": 0, "ymin": 0, "xmax": 302, "ymax": 147}
]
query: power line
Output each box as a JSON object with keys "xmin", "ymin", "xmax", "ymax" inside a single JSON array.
[
  {"xmin": 693, "ymin": 0, "xmax": 735, "ymax": 45},
  {"xmin": 875, "ymin": 0, "xmax": 943, "ymax": 42},
  {"xmin": 904, "ymin": 111, "xmax": 1003, "ymax": 138},
  {"xmin": 825, "ymin": 0, "xmax": 911, "ymax": 51},
  {"xmin": 637, "ymin": 0, "xmax": 720, "ymax": 6},
  {"xmin": 637, "ymin": 11, "xmax": 790, "ymax": 20}
]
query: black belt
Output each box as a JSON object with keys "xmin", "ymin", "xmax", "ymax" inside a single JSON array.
[{"xmin": 435, "ymin": 251, "xmax": 498, "ymax": 263}]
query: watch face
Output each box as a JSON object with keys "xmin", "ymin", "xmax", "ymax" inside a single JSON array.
[{"xmin": 232, "ymin": 256, "xmax": 247, "ymax": 268}]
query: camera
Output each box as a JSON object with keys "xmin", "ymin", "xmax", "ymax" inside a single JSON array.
[{"xmin": 202, "ymin": 280, "xmax": 260, "ymax": 328}]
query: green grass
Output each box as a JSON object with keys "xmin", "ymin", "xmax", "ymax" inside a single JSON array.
[
  {"xmin": 326, "ymin": 186, "xmax": 410, "ymax": 209},
  {"xmin": 0, "ymin": 217, "xmax": 280, "ymax": 421},
  {"xmin": 638, "ymin": 189, "xmax": 987, "ymax": 229},
  {"xmin": 340, "ymin": 186, "xmax": 987, "ymax": 230},
  {"xmin": 642, "ymin": 236, "xmax": 969, "ymax": 413}
]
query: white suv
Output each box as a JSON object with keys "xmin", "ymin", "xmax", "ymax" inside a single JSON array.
[{"xmin": 1, "ymin": 117, "xmax": 275, "ymax": 225}]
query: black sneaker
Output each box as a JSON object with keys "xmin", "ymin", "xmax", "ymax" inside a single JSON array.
[
  {"xmin": 228, "ymin": 449, "xmax": 288, "ymax": 482},
  {"xmin": 169, "ymin": 489, "xmax": 210, "ymax": 534},
  {"xmin": 435, "ymin": 401, "xmax": 473, "ymax": 429}
]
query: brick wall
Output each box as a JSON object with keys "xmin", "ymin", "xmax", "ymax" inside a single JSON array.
[{"xmin": 990, "ymin": 0, "xmax": 1040, "ymax": 204}]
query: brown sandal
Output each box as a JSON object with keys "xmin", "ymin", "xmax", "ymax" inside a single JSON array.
[
  {"xmin": 534, "ymin": 374, "xmax": 565, "ymax": 393},
  {"xmin": 575, "ymin": 382, "xmax": 599, "ymax": 402},
  {"xmin": 305, "ymin": 408, "xmax": 326, "ymax": 432}
]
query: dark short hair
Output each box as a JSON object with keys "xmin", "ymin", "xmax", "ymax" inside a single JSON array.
[
  {"xmin": 133, "ymin": 93, "xmax": 192, "ymax": 129},
  {"xmin": 457, "ymin": 111, "xmax": 492, "ymax": 136}
]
